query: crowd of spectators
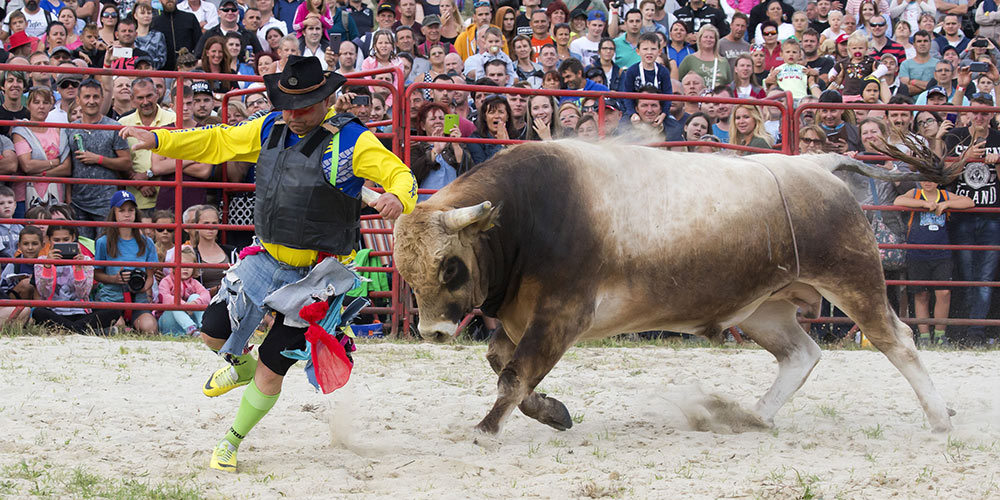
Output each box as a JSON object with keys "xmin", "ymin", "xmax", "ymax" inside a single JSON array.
[{"xmin": 0, "ymin": 0, "xmax": 996, "ymax": 344}]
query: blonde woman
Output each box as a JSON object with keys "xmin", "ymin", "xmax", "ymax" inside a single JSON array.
[
  {"xmin": 437, "ymin": 0, "xmax": 464, "ymax": 45},
  {"xmin": 557, "ymin": 102, "xmax": 581, "ymax": 136},
  {"xmin": 677, "ymin": 25, "xmax": 732, "ymax": 89},
  {"xmin": 729, "ymin": 104, "xmax": 774, "ymax": 154}
]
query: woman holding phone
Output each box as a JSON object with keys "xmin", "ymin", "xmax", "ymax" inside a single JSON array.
[{"xmin": 411, "ymin": 102, "xmax": 470, "ymax": 201}]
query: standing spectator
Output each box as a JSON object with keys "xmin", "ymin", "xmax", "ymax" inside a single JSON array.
[
  {"xmin": 194, "ymin": 0, "xmax": 262, "ymax": 60},
  {"xmin": 527, "ymin": 9, "xmax": 554, "ymax": 58},
  {"xmin": 468, "ymin": 94, "xmax": 513, "ymax": 165},
  {"xmin": 569, "ymin": 10, "xmax": 606, "ymax": 64},
  {"xmin": 894, "ymin": 181, "xmax": 973, "ymax": 346},
  {"xmin": 343, "ymin": 0, "xmax": 374, "ymax": 36},
  {"xmin": 411, "ymin": 102, "xmax": 470, "ymax": 201},
  {"xmin": 436, "ymin": 0, "xmax": 462, "ymax": 45},
  {"xmin": 179, "ymin": 0, "xmax": 220, "ymax": 31},
  {"xmin": 867, "ymin": 12, "xmax": 905, "ymax": 62},
  {"xmin": 678, "ymin": 25, "xmax": 733, "ymax": 89},
  {"xmin": 0, "ymin": 70, "xmax": 29, "ymax": 139},
  {"xmin": 941, "ymin": 94, "xmax": 1000, "ymax": 346},
  {"xmin": 674, "ymin": 0, "xmax": 730, "ymax": 37},
  {"xmin": 254, "ymin": 0, "xmax": 288, "ymax": 49},
  {"xmin": 157, "ymin": 245, "xmax": 210, "ymax": 336},
  {"xmin": 455, "ymin": 1, "xmax": 496, "ymax": 60},
  {"xmin": 396, "ymin": 0, "xmax": 424, "ymax": 43},
  {"xmin": 552, "ymin": 22, "xmax": 579, "ymax": 62},
  {"xmin": 976, "ymin": 0, "xmax": 1000, "ymax": 42},
  {"xmin": 275, "ymin": 0, "xmax": 304, "ymax": 33},
  {"xmin": 336, "ymin": 39, "xmax": 359, "ymax": 73},
  {"xmin": 611, "ymin": 8, "xmax": 642, "ymax": 68},
  {"xmin": 754, "ymin": 0, "xmax": 795, "ymax": 44},
  {"xmin": 934, "ymin": 14, "xmax": 968, "ymax": 55},
  {"xmin": 416, "ymin": 15, "xmax": 455, "ymax": 56},
  {"xmin": 757, "ymin": 20, "xmax": 785, "ymax": 71},
  {"xmin": 891, "ymin": 0, "xmax": 936, "ymax": 33},
  {"xmin": 93, "ymin": 190, "xmax": 159, "ymax": 335},
  {"xmin": 67, "ymin": 78, "xmax": 133, "ymax": 241},
  {"xmin": 729, "ymin": 103, "xmax": 774, "ymax": 152},
  {"xmin": 801, "ymin": 28, "xmax": 834, "ymax": 86},
  {"xmin": 719, "ymin": 12, "xmax": 750, "ymax": 68},
  {"xmin": 263, "ymin": 26, "xmax": 285, "ymax": 54},
  {"xmin": 96, "ymin": 3, "xmax": 118, "ymax": 46},
  {"xmin": 120, "ymin": 78, "xmax": 176, "ymax": 211},
  {"xmin": 11, "ymin": 87, "xmax": 70, "ymax": 211},
  {"xmin": 200, "ymin": 36, "xmax": 240, "ymax": 93},
  {"xmin": 32, "ymin": 224, "xmax": 122, "ymax": 334},
  {"xmin": 133, "ymin": 1, "xmax": 166, "ymax": 69},
  {"xmin": 106, "ymin": 17, "xmax": 151, "ymax": 71}
]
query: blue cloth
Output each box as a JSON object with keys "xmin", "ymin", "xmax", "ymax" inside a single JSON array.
[
  {"xmin": 93, "ymin": 234, "xmax": 159, "ymax": 301},
  {"xmin": 275, "ymin": 0, "xmax": 304, "ymax": 33},
  {"xmin": 619, "ymin": 63, "xmax": 672, "ymax": 116},
  {"xmin": 558, "ymin": 79, "xmax": 610, "ymax": 106},
  {"xmin": 467, "ymin": 133, "xmax": 504, "ymax": 165},
  {"xmin": 949, "ymin": 216, "xmax": 1000, "ymax": 339},
  {"xmin": 417, "ymin": 157, "xmax": 457, "ymax": 202},
  {"xmin": 906, "ymin": 191, "xmax": 951, "ymax": 261},
  {"xmin": 711, "ymin": 123, "xmax": 729, "ymax": 143},
  {"xmin": 667, "ymin": 44, "xmax": 695, "ymax": 70},
  {"xmin": 159, "ymin": 309, "xmax": 204, "ymax": 335}
]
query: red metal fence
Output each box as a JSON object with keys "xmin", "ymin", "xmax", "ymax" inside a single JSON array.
[{"xmin": 0, "ymin": 62, "xmax": 997, "ymax": 337}]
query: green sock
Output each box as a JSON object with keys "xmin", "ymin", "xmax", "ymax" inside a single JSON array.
[
  {"xmin": 934, "ymin": 330, "xmax": 947, "ymax": 343},
  {"xmin": 224, "ymin": 380, "xmax": 279, "ymax": 448},
  {"xmin": 231, "ymin": 352, "xmax": 257, "ymax": 380}
]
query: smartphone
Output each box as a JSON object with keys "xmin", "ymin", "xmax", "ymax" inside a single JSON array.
[
  {"xmin": 112, "ymin": 46, "xmax": 132, "ymax": 58},
  {"xmin": 945, "ymin": 112, "xmax": 958, "ymax": 123},
  {"xmin": 443, "ymin": 113, "xmax": 459, "ymax": 135},
  {"xmin": 351, "ymin": 95, "xmax": 371, "ymax": 106},
  {"xmin": 53, "ymin": 242, "xmax": 78, "ymax": 259},
  {"xmin": 330, "ymin": 33, "xmax": 342, "ymax": 53},
  {"xmin": 825, "ymin": 128, "xmax": 844, "ymax": 143},
  {"xmin": 969, "ymin": 62, "xmax": 989, "ymax": 73}
]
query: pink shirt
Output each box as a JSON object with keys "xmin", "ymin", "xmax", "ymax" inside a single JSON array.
[{"xmin": 13, "ymin": 127, "xmax": 64, "ymax": 203}]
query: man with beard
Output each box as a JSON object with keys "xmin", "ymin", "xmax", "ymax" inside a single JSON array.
[
  {"xmin": 120, "ymin": 78, "xmax": 177, "ymax": 211},
  {"xmin": 153, "ymin": 0, "xmax": 203, "ymax": 71},
  {"xmin": 610, "ymin": 8, "xmax": 642, "ymax": 68},
  {"xmin": 800, "ymin": 29, "xmax": 833, "ymax": 86},
  {"xmin": 809, "ymin": 0, "xmax": 831, "ymax": 33},
  {"xmin": 67, "ymin": 78, "xmax": 132, "ymax": 240},
  {"xmin": 190, "ymin": 81, "xmax": 216, "ymax": 126}
]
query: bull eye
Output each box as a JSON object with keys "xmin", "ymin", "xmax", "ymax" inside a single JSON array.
[{"xmin": 439, "ymin": 256, "xmax": 469, "ymax": 290}]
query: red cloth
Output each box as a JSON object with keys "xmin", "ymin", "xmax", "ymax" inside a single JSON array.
[{"xmin": 299, "ymin": 301, "xmax": 353, "ymax": 394}]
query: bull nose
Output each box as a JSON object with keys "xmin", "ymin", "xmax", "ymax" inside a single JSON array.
[{"xmin": 417, "ymin": 320, "xmax": 459, "ymax": 342}]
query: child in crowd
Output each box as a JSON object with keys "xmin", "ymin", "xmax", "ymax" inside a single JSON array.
[
  {"xmin": 2, "ymin": 10, "xmax": 27, "ymax": 42},
  {"xmin": 894, "ymin": 182, "xmax": 974, "ymax": 346},
  {"xmin": 0, "ymin": 186, "xmax": 23, "ymax": 259},
  {"xmin": 820, "ymin": 10, "xmax": 843, "ymax": 44},
  {"xmin": 620, "ymin": 33, "xmax": 672, "ymax": 118},
  {"xmin": 93, "ymin": 191, "xmax": 159, "ymax": 335},
  {"xmin": 830, "ymin": 31, "xmax": 885, "ymax": 99},
  {"xmin": 765, "ymin": 38, "xmax": 821, "ymax": 100},
  {"xmin": 0, "ymin": 226, "xmax": 43, "ymax": 325},
  {"xmin": 157, "ymin": 245, "xmax": 210, "ymax": 336},
  {"xmin": 31, "ymin": 225, "xmax": 122, "ymax": 333}
]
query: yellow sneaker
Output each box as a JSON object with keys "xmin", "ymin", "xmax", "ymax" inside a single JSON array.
[
  {"xmin": 203, "ymin": 365, "xmax": 252, "ymax": 397},
  {"xmin": 209, "ymin": 440, "xmax": 238, "ymax": 472}
]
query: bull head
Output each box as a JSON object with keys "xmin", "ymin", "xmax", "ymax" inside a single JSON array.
[{"xmin": 394, "ymin": 201, "xmax": 499, "ymax": 343}]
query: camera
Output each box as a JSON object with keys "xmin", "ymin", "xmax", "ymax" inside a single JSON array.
[{"xmin": 121, "ymin": 269, "xmax": 147, "ymax": 294}]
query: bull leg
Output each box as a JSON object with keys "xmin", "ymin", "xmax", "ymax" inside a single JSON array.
[
  {"xmin": 477, "ymin": 316, "xmax": 580, "ymax": 435},
  {"xmin": 486, "ymin": 326, "xmax": 573, "ymax": 431},
  {"xmin": 817, "ymin": 285, "xmax": 953, "ymax": 432},
  {"xmin": 738, "ymin": 300, "xmax": 822, "ymax": 426}
]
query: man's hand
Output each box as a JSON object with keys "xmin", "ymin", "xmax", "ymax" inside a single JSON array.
[
  {"xmin": 120, "ymin": 126, "xmax": 157, "ymax": 150},
  {"xmin": 370, "ymin": 192, "xmax": 403, "ymax": 220},
  {"xmin": 335, "ymin": 92, "xmax": 356, "ymax": 113},
  {"xmin": 74, "ymin": 150, "xmax": 102, "ymax": 164},
  {"xmin": 957, "ymin": 65, "xmax": 972, "ymax": 87}
]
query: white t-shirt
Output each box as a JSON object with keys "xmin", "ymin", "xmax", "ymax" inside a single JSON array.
[
  {"xmin": 570, "ymin": 37, "xmax": 601, "ymax": 65},
  {"xmin": 3, "ymin": 8, "xmax": 49, "ymax": 38},
  {"xmin": 179, "ymin": 0, "xmax": 220, "ymax": 30}
]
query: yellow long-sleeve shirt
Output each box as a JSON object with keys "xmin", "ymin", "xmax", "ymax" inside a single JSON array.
[{"xmin": 152, "ymin": 108, "xmax": 417, "ymax": 266}]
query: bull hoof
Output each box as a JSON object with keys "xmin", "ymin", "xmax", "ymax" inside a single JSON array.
[
  {"xmin": 520, "ymin": 393, "xmax": 573, "ymax": 431},
  {"xmin": 475, "ymin": 418, "xmax": 501, "ymax": 436},
  {"xmin": 948, "ymin": 407, "xmax": 957, "ymax": 417}
]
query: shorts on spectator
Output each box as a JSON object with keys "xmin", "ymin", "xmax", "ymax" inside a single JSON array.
[{"xmin": 908, "ymin": 258, "xmax": 952, "ymax": 293}]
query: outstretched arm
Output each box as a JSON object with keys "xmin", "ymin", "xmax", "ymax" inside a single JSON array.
[{"xmin": 120, "ymin": 113, "xmax": 272, "ymax": 165}]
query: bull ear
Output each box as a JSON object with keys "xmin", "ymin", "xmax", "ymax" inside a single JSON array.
[{"xmin": 441, "ymin": 201, "xmax": 496, "ymax": 233}]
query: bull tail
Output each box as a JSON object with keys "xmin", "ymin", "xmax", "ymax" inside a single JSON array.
[{"xmin": 812, "ymin": 135, "xmax": 964, "ymax": 185}]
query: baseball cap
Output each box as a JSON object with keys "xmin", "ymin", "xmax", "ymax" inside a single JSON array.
[
  {"xmin": 377, "ymin": 3, "xmax": 395, "ymax": 14},
  {"xmin": 926, "ymin": 86, "xmax": 947, "ymax": 98},
  {"xmin": 219, "ymin": 0, "xmax": 238, "ymax": 8},
  {"xmin": 50, "ymin": 46, "xmax": 72, "ymax": 57},
  {"xmin": 110, "ymin": 190, "xmax": 137, "ymax": 208},
  {"xmin": 587, "ymin": 10, "xmax": 607, "ymax": 23},
  {"xmin": 835, "ymin": 33, "xmax": 849, "ymax": 44},
  {"xmin": 422, "ymin": 14, "xmax": 441, "ymax": 26},
  {"xmin": 56, "ymin": 72, "xmax": 83, "ymax": 85},
  {"xmin": 605, "ymin": 98, "xmax": 623, "ymax": 112},
  {"xmin": 191, "ymin": 81, "xmax": 212, "ymax": 95}
]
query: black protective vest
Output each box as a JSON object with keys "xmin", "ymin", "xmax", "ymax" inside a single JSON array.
[{"xmin": 255, "ymin": 114, "xmax": 362, "ymax": 255}]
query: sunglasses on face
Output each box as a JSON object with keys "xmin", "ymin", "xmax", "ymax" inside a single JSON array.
[
  {"xmin": 59, "ymin": 80, "xmax": 80, "ymax": 89},
  {"xmin": 763, "ymin": 31, "xmax": 777, "ymax": 36},
  {"xmin": 220, "ymin": 7, "xmax": 239, "ymax": 13},
  {"xmin": 155, "ymin": 228, "xmax": 174, "ymax": 233},
  {"xmin": 102, "ymin": 12, "xmax": 117, "ymax": 18},
  {"xmin": 800, "ymin": 137, "xmax": 823, "ymax": 145},
  {"xmin": 870, "ymin": 22, "xmax": 886, "ymax": 27}
]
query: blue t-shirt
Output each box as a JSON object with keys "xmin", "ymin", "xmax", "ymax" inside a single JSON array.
[{"xmin": 94, "ymin": 234, "xmax": 159, "ymax": 297}]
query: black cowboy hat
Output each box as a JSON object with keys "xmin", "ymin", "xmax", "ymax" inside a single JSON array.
[{"xmin": 263, "ymin": 55, "xmax": 347, "ymax": 111}]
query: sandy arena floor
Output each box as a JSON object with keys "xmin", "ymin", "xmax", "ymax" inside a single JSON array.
[{"xmin": 0, "ymin": 335, "xmax": 998, "ymax": 499}]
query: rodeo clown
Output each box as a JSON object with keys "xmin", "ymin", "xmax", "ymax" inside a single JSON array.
[{"xmin": 120, "ymin": 55, "xmax": 417, "ymax": 471}]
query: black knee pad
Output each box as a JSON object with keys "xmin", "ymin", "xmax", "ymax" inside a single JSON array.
[
  {"xmin": 257, "ymin": 313, "xmax": 307, "ymax": 377},
  {"xmin": 201, "ymin": 301, "xmax": 232, "ymax": 340}
]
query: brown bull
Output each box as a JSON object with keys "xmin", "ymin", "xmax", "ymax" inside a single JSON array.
[{"xmin": 393, "ymin": 141, "xmax": 955, "ymax": 435}]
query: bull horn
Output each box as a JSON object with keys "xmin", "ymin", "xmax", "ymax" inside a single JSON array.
[{"xmin": 441, "ymin": 201, "xmax": 493, "ymax": 233}]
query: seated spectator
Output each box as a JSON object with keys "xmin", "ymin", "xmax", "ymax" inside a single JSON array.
[
  {"xmin": 0, "ymin": 70, "xmax": 30, "ymax": 141},
  {"xmin": 32, "ymin": 224, "xmax": 122, "ymax": 333},
  {"xmin": 150, "ymin": 209, "xmax": 176, "ymax": 267},
  {"xmin": 675, "ymin": 112, "xmax": 712, "ymax": 152},
  {"xmin": 511, "ymin": 35, "xmax": 543, "ymax": 88},
  {"xmin": 754, "ymin": 1, "xmax": 795, "ymax": 44},
  {"xmin": 0, "ymin": 226, "xmax": 43, "ymax": 325},
  {"xmin": 93, "ymin": 191, "xmax": 159, "ymax": 335},
  {"xmin": 542, "ymin": 69, "xmax": 562, "ymax": 89},
  {"xmin": 263, "ymin": 26, "xmax": 285, "ymax": 54},
  {"xmin": 0, "ymin": 186, "xmax": 22, "ymax": 259},
  {"xmin": 576, "ymin": 114, "xmax": 599, "ymax": 140},
  {"xmin": 557, "ymin": 101, "xmax": 582, "ymax": 134},
  {"xmin": 24, "ymin": 206, "xmax": 53, "ymax": 246},
  {"xmin": 227, "ymin": 100, "xmax": 248, "ymax": 126},
  {"xmin": 894, "ymin": 181, "xmax": 973, "ymax": 346},
  {"xmin": 729, "ymin": 104, "xmax": 774, "ymax": 153},
  {"xmin": 361, "ymin": 29, "xmax": 403, "ymax": 77},
  {"xmin": 469, "ymin": 95, "xmax": 514, "ymax": 165},
  {"xmin": 558, "ymin": 57, "xmax": 609, "ymax": 106},
  {"xmin": 157, "ymin": 245, "xmax": 210, "ymax": 336},
  {"xmin": 756, "ymin": 20, "xmax": 784, "ymax": 72},
  {"xmin": 187, "ymin": 205, "xmax": 235, "ymax": 294},
  {"xmin": 527, "ymin": 94, "xmax": 561, "ymax": 140},
  {"xmin": 817, "ymin": 89, "xmax": 861, "ymax": 152},
  {"xmin": 587, "ymin": 38, "xmax": 621, "ymax": 91},
  {"xmin": 411, "ymin": 102, "xmax": 471, "ymax": 202},
  {"xmin": 11, "ymin": 87, "xmax": 71, "ymax": 211},
  {"xmin": 730, "ymin": 54, "xmax": 767, "ymax": 98},
  {"xmin": 797, "ymin": 124, "xmax": 828, "ymax": 153},
  {"xmin": 275, "ymin": 34, "xmax": 301, "ymax": 72}
]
